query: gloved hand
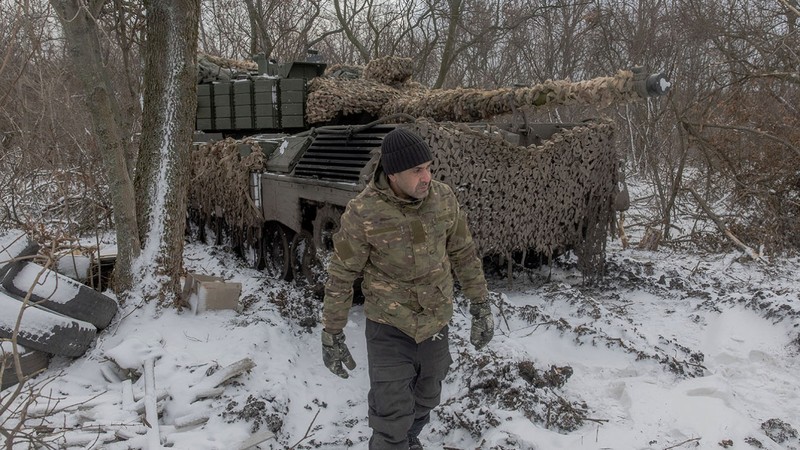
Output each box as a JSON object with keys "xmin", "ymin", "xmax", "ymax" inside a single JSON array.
[
  {"xmin": 469, "ymin": 302, "xmax": 494, "ymax": 350},
  {"xmin": 321, "ymin": 329, "xmax": 356, "ymax": 378}
]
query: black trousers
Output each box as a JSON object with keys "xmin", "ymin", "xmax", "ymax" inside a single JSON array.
[{"xmin": 366, "ymin": 320, "xmax": 452, "ymax": 450}]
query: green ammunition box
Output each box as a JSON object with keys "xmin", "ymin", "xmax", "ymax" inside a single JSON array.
[
  {"xmin": 281, "ymin": 115, "xmax": 304, "ymax": 128},
  {"xmin": 281, "ymin": 103, "xmax": 304, "ymax": 115},
  {"xmin": 233, "ymin": 80, "xmax": 252, "ymax": 94},
  {"xmin": 254, "ymin": 92, "xmax": 275, "ymax": 104},
  {"xmin": 215, "ymin": 118, "xmax": 233, "ymax": 130},
  {"xmin": 234, "ymin": 93, "xmax": 252, "ymax": 106},
  {"xmin": 196, "ymin": 106, "xmax": 212, "ymax": 119},
  {"xmin": 213, "ymin": 94, "xmax": 231, "ymax": 106},
  {"xmin": 213, "ymin": 81, "xmax": 232, "ymax": 94},
  {"xmin": 255, "ymin": 116, "xmax": 277, "ymax": 128},
  {"xmin": 196, "ymin": 119, "xmax": 213, "ymax": 131},
  {"xmin": 197, "ymin": 95, "xmax": 212, "ymax": 108},
  {"xmin": 234, "ymin": 105, "xmax": 253, "ymax": 118},
  {"xmin": 235, "ymin": 117, "xmax": 254, "ymax": 129},
  {"xmin": 281, "ymin": 79, "xmax": 304, "ymax": 91},
  {"xmin": 280, "ymin": 90, "xmax": 304, "ymax": 104},
  {"xmin": 253, "ymin": 79, "xmax": 277, "ymax": 93},
  {"xmin": 255, "ymin": 104, "xmax": 277, "ymax": 116},
  {"xmin": 214, "ymin": 105, "xmax": 232, "ymax": 118}
]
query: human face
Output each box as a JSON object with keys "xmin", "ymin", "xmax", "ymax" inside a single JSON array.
[{"xmin": 388, "ymin": 161, "xmax": 433, "ymax": 200}]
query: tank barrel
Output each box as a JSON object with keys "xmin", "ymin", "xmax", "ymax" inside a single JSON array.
[
  {"xmin": 632, "ymin": 66, "xmax": 671, "ymax": 97},
  {"xmin": 374, "ymin": 68, "xmax": 672, "ymax": 123}
]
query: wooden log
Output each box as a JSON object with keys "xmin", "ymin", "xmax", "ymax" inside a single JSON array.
[
  {"xmin": 173, "ymin": 412, "xmax": 210, "ymax": 429},
  {"xmin": 188, "ymin": 357, "xmax": 255, "ymax": 403},
  {"xmin": 122, "ymin": 379, "xmax": 134, "ymax": 411},
  {"xmin": 237, "ymin": 429, "xmax": 277, "ymax": 450},
  {"xmin": 144, "ymin": 357, "xmax": 161, "ymax": 449}
]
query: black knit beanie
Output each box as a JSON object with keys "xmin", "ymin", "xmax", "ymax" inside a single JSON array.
[{"xmin": 380, "ymin": 128, "xmax": 433, "ymax": 175}]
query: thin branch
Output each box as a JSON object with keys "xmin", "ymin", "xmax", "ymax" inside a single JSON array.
[
  {"xmin": 777, "ymin": 0, "xmax": 800, "ymax": 18},
  {"xmin": 684, "ymin": 121, "xmax": 800, "ymax": 159},
  {"xmin": 288, "ymin": 409, "xmax": 320, "ymax": 449},
  {"xmin": 663, "ymin": 437, "xmax": 702, "ymax": 449}
]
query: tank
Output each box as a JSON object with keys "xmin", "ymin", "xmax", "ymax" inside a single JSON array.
[{"xmin": 189, "ymin": 55, "xmax": 670, "ymax": 284}]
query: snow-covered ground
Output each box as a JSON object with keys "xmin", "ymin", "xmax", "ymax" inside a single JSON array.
[{"xmin": 2, "ymin": 231, "xmax": 800, "ymax": 449}]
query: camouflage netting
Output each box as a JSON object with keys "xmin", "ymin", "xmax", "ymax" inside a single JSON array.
[
  {"xmin": 304, "ymin": 56, "xmax": 631, "ymax": 269},
  {"xmin": 362, "ymin": 56, "xmax": 414, "ymax": 86},
  {"xmin": 197, "ymin": 53, "xmax": 258, "ymax": 83},
  {"xmin": 405, "ymin": 120, "xmax": 618, "ymax": 263},
  {"xmin": 306, "ymin": 77, "xmax": 403, "ymax": 123},
  {"xmin": 307, "ymin": 55, "xmax": 645, "ymax": 124},
  {"xmin": 325, "ymin": 63, "xmax": 367, "ymax": 78},
  {"xmin": 188, "ymin": 138, "xmax": 265, "ymax": 231},
  {"xmin": 190, "ymin": 119, "xmax": 617, "ymax": 269}
]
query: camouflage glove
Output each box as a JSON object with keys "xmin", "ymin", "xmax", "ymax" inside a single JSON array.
[
  {"xmin": 321, "ymin": 329, "xmax": 356, "ymax": 378},
  {"xmin": 469, "ymin": 302, "xmax": 494, "ymax": 350}
]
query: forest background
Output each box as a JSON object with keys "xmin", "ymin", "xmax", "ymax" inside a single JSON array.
[
  {"xmin": 1, "ymin": 0, "xmax": 799, "ymax": 300},
  {"xmin": 1, "ymin": 1, "xmax": 800, "ymax": 448}
]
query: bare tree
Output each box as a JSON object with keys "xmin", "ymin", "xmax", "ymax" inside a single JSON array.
[
  {"xmin": 49, "ymin": 0, "xmax": 141, "ymax": 293},
  {"xmin": 44, "ymin": 0, "xmax": 200, "ymax": 302},
  {"xmin": 199, "ymin": 0, "xmax": 327, "ymax": 62}
]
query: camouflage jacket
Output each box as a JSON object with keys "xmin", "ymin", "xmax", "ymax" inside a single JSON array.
[{"xmin": 323, "ymin": 168, "xmax": 488, "ymax": 343}]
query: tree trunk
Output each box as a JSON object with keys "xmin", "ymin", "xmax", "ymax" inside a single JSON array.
[
  {"xmin": 134, "ymin": 0, "xmax": 200, "ymax": 304},
  {"xmin": 245, "ymin": 0, "xmax": 273, "ymax": 58},
  {"xmin": 433, "ymin": 0, "xmax": 463, "ymax": 89},
  {"xmin": 49, "ymin": 0, "xmax": 140, "ymax": 294}
]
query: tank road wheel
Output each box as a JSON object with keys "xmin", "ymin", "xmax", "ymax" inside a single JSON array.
[
  {"xmin": 290, "ymin": 230, "xmax": 321, "ymax": 287},
  {"xmin": 240, "ymin": 228, "xmax": 264, "ymax": 270},
  {"xmin": 312, "ymin": 204, "xmax": 343, "ymax": 253},
  {"xmin": 262, "ymin": 222, "xmax": 291, "ymax": 281}
]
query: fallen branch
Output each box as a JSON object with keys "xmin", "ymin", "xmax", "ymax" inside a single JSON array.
[
  {"xmin": 121, "ymin": 379, "xmax": 134, "ymax": 411},
  {"xmin": 663, "ymin": 436, "xmax": 701, "ymax": 449},
  {"xmin": 172, "ymin": 412, "xmax": 209, "ymax": 429},
  {"xmin": 143, "ymin": 357, "xmax": 161, "ymax": 449},
  {"xmin": 188, "ymin": 358, "xmax": 255, "ymax": 403},
  {"xmin": 287, "ymin": 408, "xmax": 320, "ymax": 449},
  {"xmin": 685, "ymin": 187, "xmax": 765, "ymax": 263},
  {"xmin": 238, "ymin": 429, "xmax": 277, "ymax": 450},
  {"xmin": 131, "ymin": 389, "xmax": 170, "ymax": 415},
  {"xmin": 28, "ymin": 390, "xmax": 110, "ymax": 418},
  {"xmin": 190, "ymin": 386, "xmax": 225, "ymax": 402}
]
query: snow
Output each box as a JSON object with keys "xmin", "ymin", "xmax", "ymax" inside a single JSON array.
[
  {"xmin": 0, "ymin": 230, "xmax": 31, "ymax": 270},
  {"xmin": 0, "ymin": 341, "xmax": 26, "ymax": 354},
  {"xmin": 2, "ymin": 238, "xmax": 800, "ymax": 449},
  {"xmin": 11, "ymin": 262, "xmax": 81, "ymax": 305},
  {"xmin": 104, "ymin": 335, "xmax": 165, "ymax": 370},
  {"xmin": 52, "ymin": 245, "xmax": 116, "ymax": 282},
  {"xmin": 55, "ymin": 253, "xmax": 92, "ymax": 281}
]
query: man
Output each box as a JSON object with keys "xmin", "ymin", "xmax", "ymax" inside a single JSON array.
[{"xmin": 321, "ymin": 127, "xmax": 494, "ymax": 450}]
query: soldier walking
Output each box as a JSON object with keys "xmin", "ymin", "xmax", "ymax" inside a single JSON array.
[{"xmin": 321, "ymin": 127, "xmax": 494, "ymax": 450}]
